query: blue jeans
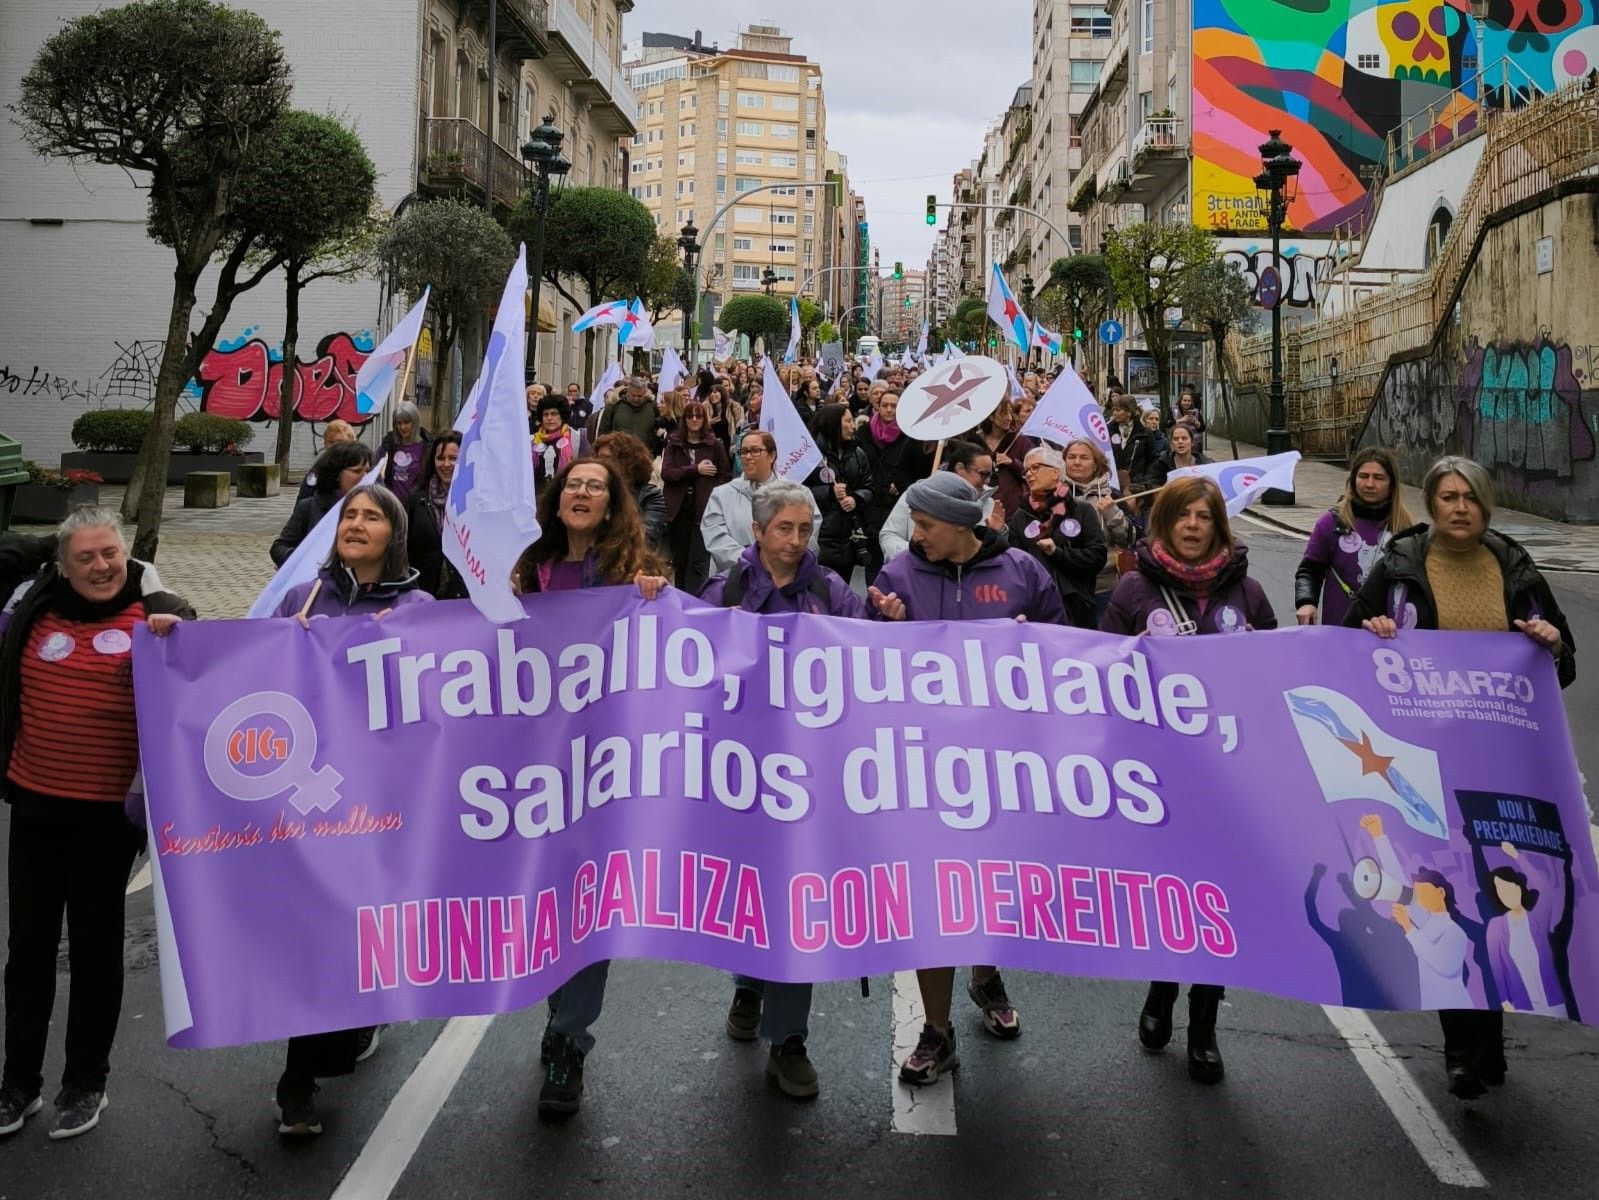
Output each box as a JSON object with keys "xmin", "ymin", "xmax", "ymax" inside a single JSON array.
[
  {"xmin": 733, "ymin": 975, "xmax": 813, "ymax": 1043},
  {"xmin": 547, "ymin": 961, "xmax": 610, "ymax": 1056}
]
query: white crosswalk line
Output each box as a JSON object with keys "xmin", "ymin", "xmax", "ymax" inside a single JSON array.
[
  {"xmin": 1322, "ymin": 1006, "xmax": 1487, "ymax": 1188},
  {"xmin": 890, "ymin": 970, "xmax": 956, "ymax": 1136},
  {"xmin": 329, "ymin": 1016, "xmax": 494, "ymax": 1200}
]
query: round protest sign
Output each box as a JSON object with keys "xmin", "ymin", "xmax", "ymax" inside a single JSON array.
[{"xmin": 893, "ymin": 356, "xmax": 1008, "ymax": 442}]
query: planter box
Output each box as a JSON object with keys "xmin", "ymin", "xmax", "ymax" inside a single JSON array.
[
  {"xmin": 12, "ymin": 483, "xmax": 100, "ymax": 524},
  {"xmin": 61, "ymin": 450, "xmax": 265, "ymax": 486}
]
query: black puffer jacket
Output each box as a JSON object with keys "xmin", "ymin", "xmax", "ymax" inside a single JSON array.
[
  {"xmin": 404, "ymin": 489, "xmax": 468, "ymax": 600},
  {"xmin": 1343, "ymin": 524, "xmax": 1576, "ymax": 688},
  {"xmin": 805, "ymin": 442, "xmax": 874, "ymax": 567}
]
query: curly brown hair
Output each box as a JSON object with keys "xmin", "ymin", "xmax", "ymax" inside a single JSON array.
[
  {"xmin": 592, "ymin": 431, "xmax": 654, "ymax": 489},
  {"xmin": 516, "ymin": 456, "xmax": 663, "ymax": 590}
]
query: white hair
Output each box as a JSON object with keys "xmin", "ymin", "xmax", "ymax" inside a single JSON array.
[{"xmin": 56, "ymin": 506, "xmax": 127, "ymax": 566}]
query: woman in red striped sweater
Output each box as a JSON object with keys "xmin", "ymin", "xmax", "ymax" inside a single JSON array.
[{"xmin": 0, "ymin": 508, "xmax": 193, "ymax": 1141}]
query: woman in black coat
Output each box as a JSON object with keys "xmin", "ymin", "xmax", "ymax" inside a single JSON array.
[
  {"xmin": 404, "ymin": 432, "xmax": 467, "ymax": 599},
  {"xmin": 270, "ymin": 441, "xmax": 374, "ymax": 566},
  {"xmin": 805, "ymin": 403, "xmax": 875, "ymax": 581}
]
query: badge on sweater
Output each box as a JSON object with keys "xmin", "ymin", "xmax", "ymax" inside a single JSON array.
[
  {"xmin": 38, "ymin": 631, "xmax": 75, "ymax": 662},
  {"xmin": 93, "ymin": 628, "xmax": 133, "ymax": 655}
]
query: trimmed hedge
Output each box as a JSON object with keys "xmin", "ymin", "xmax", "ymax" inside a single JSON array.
[
  {"xmin": 70, "ymin": 408, "xmax": 152, "ymax": 453},
  {"xmin": 172, "ymin": 412, "xmax": 255, "ymax": 454}
]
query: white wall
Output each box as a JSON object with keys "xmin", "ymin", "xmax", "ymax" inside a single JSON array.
[
  {"xmin": 0, "ymin": 0, "xmax": 423, "ymax": 470},
  {"xmin": 1358, "ymin": 135, "xmax": 1484, "ymax": 272}
]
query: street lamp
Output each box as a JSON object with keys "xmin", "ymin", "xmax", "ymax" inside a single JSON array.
[
  {"xmin": 520, "ymin": 113, "xmax": 571, "ymax": 383},
  {"xmin": 1253, "ymin": 128, "xmax": 1301, "ymax": 504},
  {"xmin": 678, "ymin": 219, "xmax": 700, "ymax": 362},
  {"xmin": 761, "ymin": 267, "xmax": 779, "ymax": 295}
]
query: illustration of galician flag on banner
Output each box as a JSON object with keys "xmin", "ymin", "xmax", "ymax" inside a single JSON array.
[
  {"xmin": 761, "ymin": 355, "xmax": 822, "ymax": 481},
  {"xmin": 783, "ymin": 296, "xmax": 801, "ymax": 364},
  {"xmin": 618, "ymin": 297, "xmax": 656, "ymax": 349},
  {"xmin": 353, "ymin": 288, "xmax": 430, "ymax": 415},
  {"xmin": 442, "ymin": 247, "xmax": 540, "ymax": 624},
  {"xmin": 1170, "ymin": 452, "xmax": 1301, "ymax": 516},
  {"xmin": 1021, "ymin": 360, "xmax": 1115, "ymax": 467},
  {"xmin": 573, "ymin": 299, "xmax": 632, "ymax": 334},
  {"xmin": 986, "ymin": 262, "xmax": 1031, "ymax": 353}
]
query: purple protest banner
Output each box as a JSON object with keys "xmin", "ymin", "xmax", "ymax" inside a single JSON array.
[{"xmin": 132, "ymin": 591, "xmax": 1599, "ymax": 1048}]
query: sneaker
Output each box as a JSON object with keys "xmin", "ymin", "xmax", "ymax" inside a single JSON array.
[
  {"xmin": 48, "ymin": 1089, "xmax": 108, "ymax": 1140},
  {"xmin": 538, "ymin": 1033, "xmax": 585, "ymax": 1120},
  {"xmin": 275, "ymin": 1077, "xmax": 322, "ymax": 1137},
  {"xmin": 0, "ymin": 1083, "xmax": 43, "ymax": 1137},
  {"xmin": 353, "ymin": 1026, "xmax": 382, "ymax": 1064},
  {"xmin": 968, "ymin": 971, "xmax": 1021, "ymax": 1039},
  {"xmin": 898, "ymin": 1024, "xmax": 958, "ymax": 1086},
  {"xmin": 765, "ymin": 1036, "xmax": 820, "ymax": 1099},
  {"xmin": 725, "ymin": 987, "xmax": 762, "ymax": 1042},
  {"xmin": 540, "ymin": 1024, "xmax": 555, "ymax": 1066}
]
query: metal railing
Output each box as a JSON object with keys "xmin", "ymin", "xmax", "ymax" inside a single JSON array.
[
  {"xmin": 1131, "ymin": 116, "xmax": 1182, "ymax": 159},
  {"xmin": 418, "ymin": 115, "xmax": 528, "ymax": 211},
  {"xmin": 1384, "ymin": 57, "xmax": 1544, "ymax": 179},
  {"xmin": 547, "ymin": 0, "xmax": 639, "ymax": 127}
]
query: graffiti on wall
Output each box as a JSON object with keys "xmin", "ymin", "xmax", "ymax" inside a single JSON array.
[
  {"xmin": 1192, "ymin": 1, "xmax": 1592, "ymax": 235},
  {"xmin": 191, "ymin": 327, "xmax": 377, "ymax": 425},
  {"xmin": 1217, "ymin": 241, "xmax": 1337, "ymax": 309},
  {"xmin": 0, "ymin": 339, "xmax": 167, "ymax": 407}
]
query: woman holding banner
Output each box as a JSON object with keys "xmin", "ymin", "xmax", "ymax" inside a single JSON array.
[
  {"xmin": 1152, "ymin": 424, "xmax": 1209, "ymax": 487},
  {"xmin": 1102, "ymin": 475, "xmax": 1277, "ymax": 1084},
  {"xmin": 1347, "ymin": 455, "xmax": 1574, "ymax": 1100},
  {"xmin": 1294, "ymin": 448, "xmax": 1412, "ymax": 628},
  {"xmin": 514, "ymin": 457, "xmax": 669, "ymax": 1120},
  {"xmin": 268, "ymin": 483, "xmax": 430, "ymax": 1137}
]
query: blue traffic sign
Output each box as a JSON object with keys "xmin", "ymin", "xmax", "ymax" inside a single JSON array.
[
  {"xmin": 1257, "ymin": 265, "xmax": 1282, "ymax": 310},
  {"xmin": 1098, "ymin": 319, "xmax": 1124, "ymax": 346}
]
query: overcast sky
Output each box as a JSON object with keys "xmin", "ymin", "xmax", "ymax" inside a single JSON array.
[{"xmin": 628, "ymin": 2, "xmax": 1031, "ymax": 272}]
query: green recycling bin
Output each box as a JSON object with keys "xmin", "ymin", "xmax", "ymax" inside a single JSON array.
[{"xmin": 0, "ymin": 432, "xmax": 29, "ymax": 533}]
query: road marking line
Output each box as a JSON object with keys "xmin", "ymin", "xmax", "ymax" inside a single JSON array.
[
  {"xmin": 1235, "ymin": 511, "xmax": 1308, "ymax": 541},
  {"xmin": 890, "ymin": 970, "xmax": 956, "ymax": 1136},
  {"xmin": 1321, "ymin": 1005, "xmax": 1487, "ymax": 1188},
  {"xmin": 329, "ymin": 1016, "xmax": 494, "ymax": 1200},
  {"xmin": 126, "ymin": 859, "xmax": 151, "ymax": 895}
]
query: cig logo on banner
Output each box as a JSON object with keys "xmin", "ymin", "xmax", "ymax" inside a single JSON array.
[{"xmin": 202, "ymin": 692, "xmax": 344, "ymax": 814}]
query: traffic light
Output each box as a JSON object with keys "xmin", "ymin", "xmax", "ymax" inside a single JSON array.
[
  {"xmin": 893, "ymin": 261, "xmax": 903, "ymax": 279},
  {"xmin": 925, "ymin": 195, "xmax": 937, "ymax": 225},
  {"xmin": 904, "ymin": 298, "xmax": 913, "ymax": 307},
  {"xmin": 988, "ymin": 336, "xmax": 998, "ymax": 350},
  {"xmin": 1073, "ymin": 327, "xmax": 1083, "ymax": 341}
]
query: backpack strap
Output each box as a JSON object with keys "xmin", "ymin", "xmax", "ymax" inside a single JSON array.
[
  {"xmin": 719, "ymin": 561, "xmax": 748, "ymax": 607},
  {"xmin": 1157, "ymin": 583, "xmax": 1199, "ymax": 635}
]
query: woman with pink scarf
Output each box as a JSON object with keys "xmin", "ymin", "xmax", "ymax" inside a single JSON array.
[
  {"xmin": 532, "ymin": 395, "xmax": 588, "ymax": 499},
  {"xmin": 853, "ymin": 388, "xmax": 931, "ymax": 586}
]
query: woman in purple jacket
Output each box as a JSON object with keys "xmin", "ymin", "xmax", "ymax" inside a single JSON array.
[
  {"xmin": 269, "ymin": 484, "xmax": 431, "ymax": 1137},
  {"xmin": 1102, "ymin": 475, "xmax": 1276, "ymax": 1083},
  {"xmin": 1294, "ymin": 448, "xmax": 1413, "ymax": 627}
]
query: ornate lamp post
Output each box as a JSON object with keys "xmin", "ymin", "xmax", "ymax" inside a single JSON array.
[
  {"xmin": 520, "ymin": 113, "xmax": 571, "ymax": 382},
  {"xmin": 678, "ymin": 219, "xmax": 700, "ymax": 362},
  {"xmin": 761, "ymin": 266, "xmax": 779, "ymax": 295},
  {"xmin": 1253, "ymin": 128, "xmax": 1301, "ymax": 504}
]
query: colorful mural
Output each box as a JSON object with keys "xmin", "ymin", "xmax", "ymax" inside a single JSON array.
[{"xmin": 1191, "ymin": 0, "xmax": 1596, "ymax": 234}]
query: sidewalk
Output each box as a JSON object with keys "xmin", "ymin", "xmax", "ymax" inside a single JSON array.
[{"xmin": 1219, "ymin": 441, "xmax": 1599, "ymax": 574}]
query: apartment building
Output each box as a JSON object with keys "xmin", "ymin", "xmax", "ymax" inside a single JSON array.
[
  {"xmin": 879, "ymin": 269, "xmax": 927, "ymax": 346},
  {"xmin": 623, "ymin": 24, "xmax": 841, "ymax": 343}
]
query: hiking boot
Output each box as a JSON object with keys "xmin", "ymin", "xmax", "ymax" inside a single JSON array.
[
  {"xmin": 48, "ymin": 1089, "xmax": 108, "ymax": 1140},
  {"xmin": 353, "ymin": 1025, "xmax": 382, "ymax": 1064},
  {"xmin": 0, "ymin": 1083, "xmax": 42, "ymax": 1137},
  {"xmin": 898, "ymin": 1024, "xmax": 958, "ymax": 1086},
  {"xmin": 540, "ymin": 1024, "xmax": 555, "ymax": 1065},
  {"xmin": 1187, "ymin": 990, "xmax": 1225, "ymax": 1085},
  {"xmin": 538, "ymin": 1033, "xmax": 585, "ymax": 1120},
  {"xmin": 765, "ymin": 1036, "xmax": 820, "ymax": 1099},
  {"xmin": 968, "ymin": 971, "xmax": 1021, "ymax": 1039},
  {"xmin": 725, "ymin": 987, "xmax": 762, "ymax": 1042},
  {"xmin": 1139, "ymin": 982, "xmax": 1180, "ymax": 1051},
  {"xmin": 275, "ymin": 1077, "xmax": 322, "ymax": 1137}
]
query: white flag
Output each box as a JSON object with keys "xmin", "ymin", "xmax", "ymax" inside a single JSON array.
[
  {"xmin": 1005, "ymin": 364, "xmax": 1025, "ymax": 401},
  {"xmin": 1022, "ymin": 360, "xmax": 1115, "ymax": 466},
  {"xmin": 354, "ymin": 288, "xmax": 430, "ymax": 417},
  {"xmin": 713, "ymin": 326, "xmax": 735, "ymax": 360},
  {"xmin": 916, "ymin": 320, "xmax": 928, "ymax": 359},
  {"xmin": 589, "ymin": 359, "xmax": 622, "ymax": 404},
  {"xmin": 761, "ymin": 356, "xmax": 822, "ymax": 482},
  {"xmin": 442, "ymin": 247, "xmax": 541, "ymax": 624},
  {"xmin": 944, "ymin": 342, "xmax": 967, "ymax": 360},
  {"xmin": 1169, "ymin": 451, "xmax": 1301, "ymax": 516},
  {"xmin": 246, "ymin": 458, "xmax": 386, "ymax": 619},
  {"xmin": 783, "ymin": 297, "xmax": 802, "ymax": 364},
  {"xmin": 657, "ymin": 346, "xmax": 687, "ymax": 398},
  {"xmin": 865, "ymin": 350, "xmax": 884, "ymax": 379}
]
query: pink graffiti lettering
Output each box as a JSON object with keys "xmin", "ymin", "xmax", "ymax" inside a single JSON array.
[{"xmin": 197, "ymin": 332, "xmax": 373, "ymax": 425}]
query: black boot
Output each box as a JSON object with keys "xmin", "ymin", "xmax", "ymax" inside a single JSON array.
[
  {"xmin": 1186, "ymin": 987, "xmax": 1225, "ymax": 1084},
  {"xmin": 1138, "ymin": 982, "xmax": 1180, "ymax": 1051}
]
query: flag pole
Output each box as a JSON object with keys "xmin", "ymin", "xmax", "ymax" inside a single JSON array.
[{"xmin": 930, "ymin": 439, "xmax": 946, "ymax": 473}]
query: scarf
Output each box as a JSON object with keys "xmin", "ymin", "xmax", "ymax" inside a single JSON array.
[
  {"xmin": 1024, "ymin": 484, "xmax": 1075, "ymax": 532},
  {"xmin": 1149, "ymin": 538, "xmax": 1232, "ymax": 594},
  {"xmin": 869, "ymin": 414, "xmax": 901, "ymax": 446},
  {"xmin": 427, "ymin": 474, "xmax": 449, "ymax": 526},
  {"xmin": 1351, "ymin": 498, "xmax": 1391, "ymax": 523},
  {"xmin": 532, "ymin": 425, "xmax": 576, "ymax": 477},
  {"xmin": 47, "ymin": 561, "xmax": 145, "ymax": 622}
]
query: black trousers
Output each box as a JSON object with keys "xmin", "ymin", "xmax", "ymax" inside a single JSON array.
[
  {"xmin": 283, "ymin": 1029, "xmax": 364, "ymax": 1085},
  {"xmin": 669, "ymin": 508, "xmax": 710, "ymax": 596},
  {"xmin": 4, "ymin": 793, "xmax": 142, "ymax": 1095},
  {"xmin": 1439, "ymin": 1008, "xmax": 1505, "ymax": 1073}
]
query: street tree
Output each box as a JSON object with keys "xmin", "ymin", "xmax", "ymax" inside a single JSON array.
[
  {"xmin": 816, "ymin": 320, "xmax": 837, "ymax": 346},
  {"xmin": 379, "ymin": 199, "xmax": 515, "ymax": 418},
  {"xmin": 515, "ymin": 186, "xmax": 654, "ymax": 386},
  {"xmin": 1043, "ymin": 253, "xmax": 1112, "ymax": 374},
  {"xmin": 1105, "ymin": 222, "xmax": 1216, "ymax": 414},
  {"xmin": 797, "ymin": 298, "xmax": 822, "ymax": 356},
  {"xmin": 1179, "ymin": 254, "xmax": 1258, "ymax": 460},
  {"xmin": 642, "ymin": 234, "xmax": 694, "ymax": 325},
  {"xmin": 15, "ymin": 0, "xmax": 291, "ymax": 559},
  {"xmin": 717, "ymin": 295, "xmax": 788, "ymax": 355},
  {"xmin": 949, "ymin": 296, "xmax": 987, "ymax": 347}
]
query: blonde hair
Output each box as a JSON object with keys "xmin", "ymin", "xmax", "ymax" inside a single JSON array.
[{"xmin": 1336, "ymin": 447, "xmax": 1415, "ymax": 535}]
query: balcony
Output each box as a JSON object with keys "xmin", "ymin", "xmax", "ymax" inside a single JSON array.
[
  {"xmin": 1098, "ymin": 24, "xmax": 1129, "ymax": 100},
  {"xmin": 473, "ymin": 0, "xmax": 550, "ymax": 59},
  {"xmin": 418, "ymin": 114, "xmax": 530, "ymax": 213},
  {"xmin": 1096, "ymin": 154, "xmax": 1130, "ymax": 200},
  {"xmin": 544, "ymin": 0, "xmax": 639, "ymax": 134},
  {"xmin": 1125, "ymin": 116, "xmax": 1187, "ymax": 199}
]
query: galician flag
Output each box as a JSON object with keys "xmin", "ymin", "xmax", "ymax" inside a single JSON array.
[
  {"xmin": 619, "ymin": 297, "xmax": 656, "ymax": 349},
  {"xmin": 246, "ymin": 459, "xmax": 386, "ymax": 619},
  {"xmin": 760, "ymin": 356, "xmax": 822, "ymax": 482},
  {"xmin": 442, "ymin": 246, "xmax": 541, "ymax": 624},
  {"xmin": 713, "ymin": 326, "xmax": 735, "ymax": 360},
  {"xmin": 1032, "ymin": 321, "xmax": 1063, "ymax": 356},
  {"xmin": 1169, "ymin": 451, "xmax": 1302, "ymax": 516},
  {"xmin": 1021, "ymin": 359, "xmax": 1116, "ymax": 468},
  {"xmin": 783, "ymin": 296, "xmax": 802, "ymax": 364},
  {"xmin": 916, "ymin": 320, "xmax": 929, "ymax": 360},
  {"xmin": 986, "ymin": 262, "xmax": 1031, "ymax": 353},
  {"xmin": 1005, "ymin": 364, "xmax": 1026, "ymax": 401},
  {"xmin": 353, "ymin": 288, "xmax": 430, "ymax": 415},
  {"xmin": 573, "ymin": 298, "xmax": 632, "ymax": 334},
  {"xmin": 657, "ymin": 346, "xmax": 687, "ymax": 398}
]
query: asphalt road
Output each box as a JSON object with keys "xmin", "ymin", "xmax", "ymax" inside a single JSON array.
[{"xmin": 3, "ymin": 522, "xmax": 1598, "ymax": 1199}]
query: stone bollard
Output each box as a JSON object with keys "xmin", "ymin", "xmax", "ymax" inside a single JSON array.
[
  {"xmin": 183, "ymin": 471, "xmax": 232, "ymax": 509},
  {"xmin": 237, "ymin": 462, "xmax": 281, "ymax": 498}
]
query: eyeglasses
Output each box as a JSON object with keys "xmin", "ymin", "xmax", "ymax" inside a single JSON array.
[
  {"xmin": 1022, "ymin": 463, "xmax": 1057, "ymax": 475},
  {"xmin": 562, "ymin": 479, "xmax": 609, "ymax": 496},
  {"xmin": 741, "ymin": 446, "xmax": 770, "ymax": 456}
]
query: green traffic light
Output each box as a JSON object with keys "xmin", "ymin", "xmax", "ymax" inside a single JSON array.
[
  {"xmin": 925, "ymin": 194, "xmax": 937, "ymax": 225},
  {"xmin": 1074, "ymin": 328, "xmax": 1083, "ymax": 340}
]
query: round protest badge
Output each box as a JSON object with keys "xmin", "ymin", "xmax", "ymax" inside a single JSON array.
[
  {"xmin": 93, "ymin": 628, "xmax": 133, "ymax": 656},
  {"xmin": 1060, "ymin": 518, "xmax": 1082, "ymax": 538},
  {"xmin": 1216, "ymin": 605, "xmax": 1244, "ymax": 633},
  {"xmin": 38, "ymin": 631, "xmax": 75, "ymax": 662},
  {"xmin": 893, "ymin": 357, "xmax": 1008, "ymax": 442},
  {"xmin": 1145, "ymin": 609, "xmax": 1178, "ymax": 637},
  {"xmin": 819, "ymin": 466, "xmax": 835, "ymax": 485},
  {"xmin": 1024, "ymin": 520, "xmax": 1042, "ymax": 539},
  {"xmin": 393, "ymin": 449, "xmax": 413, "ymax": 470}
]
